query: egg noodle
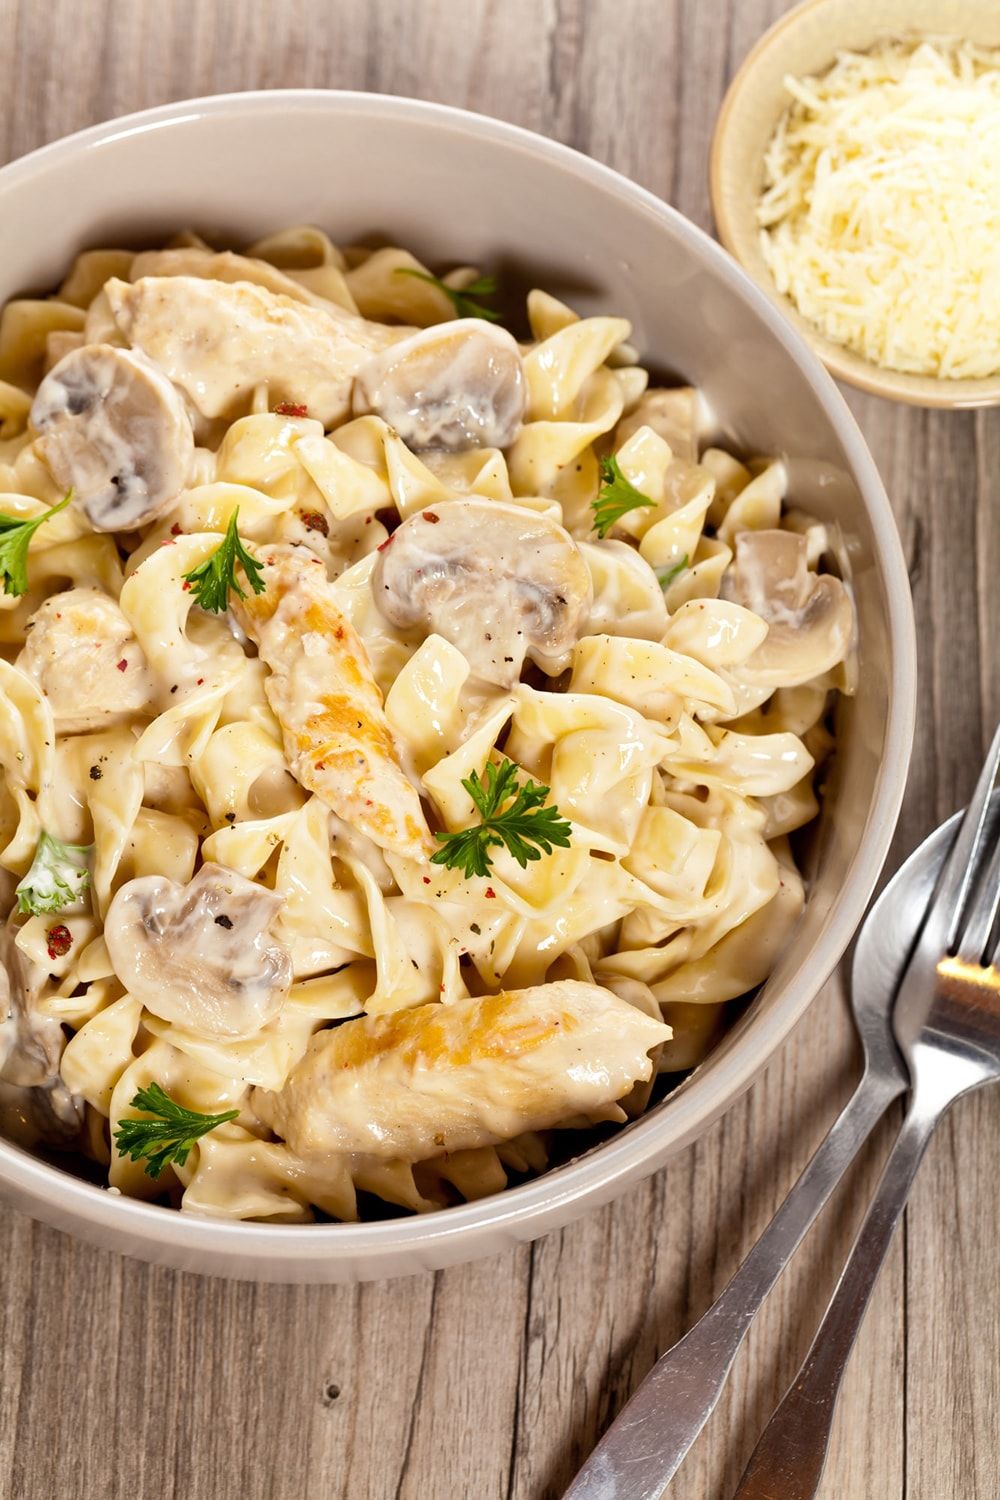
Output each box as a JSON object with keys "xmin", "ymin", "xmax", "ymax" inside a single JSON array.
[{"xmin": 0, "ymin": 228, "xmax": 855, "ymax": 1222}]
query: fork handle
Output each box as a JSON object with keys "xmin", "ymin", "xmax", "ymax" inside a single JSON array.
[
  {"xmin": 562, "ymin": 1065, "xmax": 903, "ymax": 1500},
  {"xmin": 732, "ymin": 1087, "xmax": 939, "ymax": 1500}
]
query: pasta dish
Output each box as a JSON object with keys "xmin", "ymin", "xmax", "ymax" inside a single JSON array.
[{"xmin": 0, "ymin": 229, "xmax": 855, "ymax": 1221}]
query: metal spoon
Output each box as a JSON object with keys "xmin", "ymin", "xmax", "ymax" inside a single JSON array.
[
  {"xmin": 733, "ymin": 746, "xmax": 1000, "ymax": 1498},
  {"xmin": 564, "ymin": 806, "xmax": 954, "ymax": 1500}
]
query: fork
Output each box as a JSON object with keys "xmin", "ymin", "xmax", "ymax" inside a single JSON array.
[
  {"xmin": 563, "ymin": 793, "xmax": 927, "ymax": 1498},
  {"xmin": 733, "ymin": 726, "xmax": 1000, "ymax": 1498}
]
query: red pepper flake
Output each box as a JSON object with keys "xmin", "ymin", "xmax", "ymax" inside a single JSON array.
[
  {"xmin": 315, "ymin": 762, "xmax": 325, "ymax": 771},
  {"xmin": 46, "ymin": 924, "xmax": 72, "ymax": 960},
  {"xmin": 170, "ymin": 522, "xmax": 182, "ymax": 536},
  {"xmin": 376, "ymin": 535, "xmax": 394, "ymax": 553},
  {"xmin": 181, "ymin": 580, "xmax": 191, "ymax": 591},
  {"xmin": 422, "ymin": 876, "xmax": 431, "ymax": 885},
  {"xmin": 196, "ymin": 677, "xmax": 204, "ymax": 686},
  {"xmin": 274, "ymin": 400, "xmax": 309, "ymax": 417},
  {"xmin": 116, "ymin": 659, "xmax": 128, "ymax": 672},
  {"xmin": 301, "ymin": 511, "xmax": 329, "ymax": 536},
  {"xmin": 485, "ymin": 887, "xmax": 497, "ymax": 899},
  {"xmin": 422, "ymin": 511, "xmax": 440, "ymax": 524}
]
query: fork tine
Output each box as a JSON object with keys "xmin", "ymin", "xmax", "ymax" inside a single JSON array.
[
  {"xmin": 955, "ymin": 821, "xmax": 1000, "ymax": 963},
  {"xmin": 918, "ymin": 721, "xmax": 1000, "ymax": 957}
]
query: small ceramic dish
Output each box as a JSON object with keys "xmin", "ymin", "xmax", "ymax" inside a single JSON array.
[{"xmin": 710, "ymin": 0, "xmax": 1000, "ymax": 408}]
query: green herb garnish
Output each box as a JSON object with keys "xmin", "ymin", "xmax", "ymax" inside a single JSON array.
[
  {"xmin": 182, "ymin": 508, "xmax": 266, "ymax": 613},
  {"xmin": 15, "ymin": 831, "xmax": 92, "ymax": 916},
  {"xmin": 395, "ymin": 267, "xmax": 501, "ymax": 322},
  {"xmin": 0, "ymin": 489, "xmax": 73, "ymax": 597},
  {"xmin": 592, "ymin": 455, "xmax": 657, "ymax": 539},
  {"xmin": 431, "ymin": 759, "xmax": 572, "ymax": 880},
  {"xmin": 113, "ymin": 1083, "xmax": 239, "ymax": 1179},
  {"xmin": 656, "ymin": 553, "xmax": 689, "ymax": 591}
]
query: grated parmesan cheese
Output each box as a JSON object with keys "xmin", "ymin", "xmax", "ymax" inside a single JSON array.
[{"xmin": 757, "ymin": 37, "xmax": 1000, "ymax": 379}]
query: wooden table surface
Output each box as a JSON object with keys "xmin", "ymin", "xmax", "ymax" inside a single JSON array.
[{"xmin": 0, "ymin": 2, "xmax": 996, "ymax": 1496}]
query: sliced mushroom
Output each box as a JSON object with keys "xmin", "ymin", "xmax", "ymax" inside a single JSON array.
[
  {"xmin": 373, "ymin": 500, "xmax": 592, "ymax": 686},
  {"xmin": 353, "ymin": 319, "xmax": 525, "ymax": 451},
  {"xmin": 614, "ymin": 386, "xmax": 707, "ymax": 462},
  {"xmin": 104, "ymin": 863, "xmax": 292, "ymax": 1040},
  {"xmin": 229, "ymin": 546, "xmax": 433, "ymax": 861},
  {"xmin": 0, "ymin": 918, "xmax": 83, "ymax": 1146},
  {"xmin": 30, "ymin": 343, "xmax": 195, "ymax": 530},
  {"xmin": 0, "ymin": 919, "xmax": 63, "ymax": 1088},
  {"xmin": 252, "ymin": 979, "xmax": 669, "ymax": 1161},
  {"xmin": 105, "ymin": 275, "xmax": 397, "ymax": 428},
  {"xmin": 720, "ymin": 529, "xmax": 855, "ymax": 688},
  {"xmin": 19, "ymin": 588, "xmax": 156, "ymax": 733}
]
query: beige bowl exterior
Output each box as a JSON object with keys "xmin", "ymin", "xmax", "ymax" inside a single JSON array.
[
  {"xmin": 0, "ymin": 92, "xmax": 915, "ymax": 1281},
  {"xmin": 711, "ymin": 0, "xmax": 1000, "ymax": 408}
]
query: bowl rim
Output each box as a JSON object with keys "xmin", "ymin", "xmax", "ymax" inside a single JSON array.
[
  {"xmin": 709, "ymin": 0, "xmax": 1000, "ymax": 410},
  {"xmin": 0, "ymin": 87, "xmax": 916, "ymax": 1269}
]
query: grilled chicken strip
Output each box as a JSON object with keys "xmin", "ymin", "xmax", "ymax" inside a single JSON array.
[
  {"xmin": 253, "ymin": 979, "xmax": 670, "ymax": 1161},
  {"xmin": 104, "ymin": 274, "xmax": 400, "ymax": 428},
  {"xmin": 231, "ymin": 545, "xmax": 433, "ymax": 861}
]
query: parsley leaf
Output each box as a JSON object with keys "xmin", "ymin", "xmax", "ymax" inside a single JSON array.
[
  {"xmin": 395, "ymin": 267, "xmax": 501, "ymax": 322},
  {"xmin": 113, "ymin": 1083, "xmax": 240, "ymax": 1180},
  {"xmin": 656, "ymin": 553, "xmax": 689, "ymax": 591},
  {"xmin": 0, "ymin": 489, "xmax": 73, "ymax": 597},
  {"xmin": 183, "ymin": 508, "xmax": 266, "ymax": 613},
  {"xmin": 592, "ymin": 455, "xmax": 657, "ymax": 539},
  {"xmin": 431, "ymin": 759, "xmax": 573, "ymax": 879},
  {"xmin": 15, "ymin": 831, "xmax": 93, "ymax": 916}
]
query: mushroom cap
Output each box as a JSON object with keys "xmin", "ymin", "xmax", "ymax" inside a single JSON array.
[
  {"xmin": 353, "ymin": 319, "xmax": 525, "ymax": 451},
  {"xmin": 30, "ymin": 343, "xmax": 195, "ymax": 531},
  {"xmin": 104, "ymin": 863, "xmax": 292, "ymax": 1041},
  {"xmin": 372, "ymin": 499, "xmax": 593, "ymax": 687},
  {"xmin": 19, "ymin": 587, "xmax": 156, "ymax": 733},
  {"xmin": 720, "ymin": 529, "xmax": 855, "ymax": 688}
]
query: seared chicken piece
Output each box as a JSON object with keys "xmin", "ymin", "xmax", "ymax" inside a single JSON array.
[
  {"xmin": 231, "ymin": 546, "xmax": 433, "ymax": 860},
  {"xmin": 354, "ymin": 319, "xmax": 525, "ymax": 450},
  {"xmin": 31, "ymin": 343, "xmax": 195, "ymax": 530},
  {"xmin": 253, "ymin": 979, "xmax": 670, "ymax": 1161},
  {"xmin": 127, "ymin": 247, "xmax": 332, "ymax": 307},
  {"xmin": 373, "ymin": 500, "xmax": 592, "ymax": 686},
  {"xmin": 105, "ymin": 275, "xmax": 397, "ymax": 428},
  {"xmin": 19, "ymin": 588, "xmax": 156, "ymax": 733},
  {"xmin": 104, "ymin": 863, "xmax": 292, "ymax": 1040}
]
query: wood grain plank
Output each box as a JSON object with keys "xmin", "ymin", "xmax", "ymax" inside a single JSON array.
[
  {"xmin": 0, "ymin": 2, "xmax": 992, "ymax": 1498},
  {"xmin": 901, "ymin": 396, "xmax": 1000, "ymax": 1500}
]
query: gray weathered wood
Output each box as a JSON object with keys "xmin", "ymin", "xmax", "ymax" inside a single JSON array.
[{"xmin": 0, "ymin": 2, "xmax": 994, "ymax": 1495}]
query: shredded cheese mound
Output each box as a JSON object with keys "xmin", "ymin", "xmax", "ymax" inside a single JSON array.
[{"xmin": 757, "ymin": 38, "xmax": 1000, "ymax": 380}]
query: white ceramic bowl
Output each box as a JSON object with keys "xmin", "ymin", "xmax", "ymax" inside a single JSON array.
[{"xmin": 0, "ymin": 91, "xmax": 915, "ymax": 1282}]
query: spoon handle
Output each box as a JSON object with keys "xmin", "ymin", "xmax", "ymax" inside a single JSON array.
[
  {"xmin": 731, "ymin": 1085, "xmax": 939, "ymax": 1500},
  {"xmin": 562, "ymin": 1065, "xmax": 903, "ymax": 1500}
]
